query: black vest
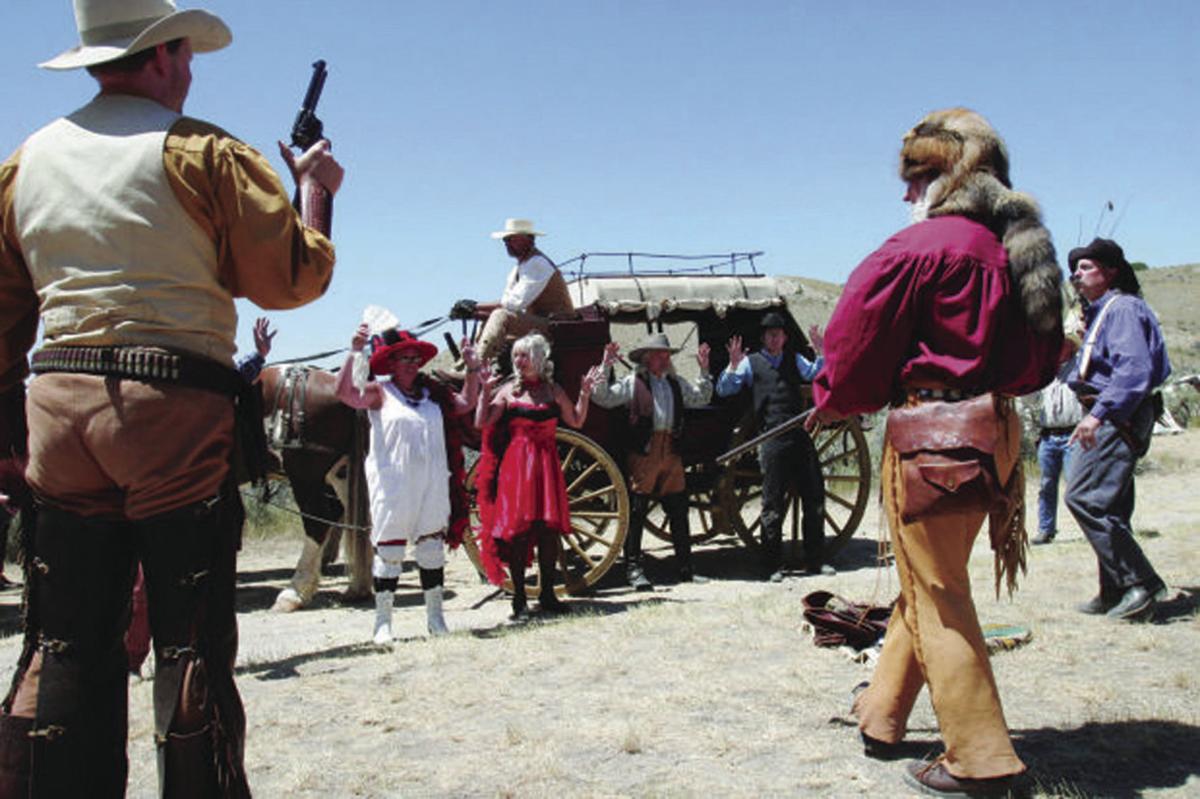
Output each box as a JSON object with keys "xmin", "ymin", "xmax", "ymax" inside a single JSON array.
[
  {"xmin": 629, "ymin": 371, "xmax": 685, "ymax": 454},
  {"xmin": 749, "ymin": 351, "xmax": 804, "ymax": 430}
]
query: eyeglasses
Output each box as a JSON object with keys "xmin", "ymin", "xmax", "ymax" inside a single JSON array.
[{"xmin": 392, "ymin": 354, "xmax": 424, "ymax": 365}]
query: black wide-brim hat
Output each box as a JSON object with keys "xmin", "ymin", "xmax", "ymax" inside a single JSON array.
[
  {"xmin": 1068, "ymin": 237, "xmax": 1140, "ymax": 296},
  {"xmin": 760, "ymin": 311, "xmax": 789, "ymax": 330}
]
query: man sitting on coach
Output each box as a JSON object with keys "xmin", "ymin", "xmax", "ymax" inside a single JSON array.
[{"xmin": 468, "ymin": 218, "xmax": 575, "ymax": 365}]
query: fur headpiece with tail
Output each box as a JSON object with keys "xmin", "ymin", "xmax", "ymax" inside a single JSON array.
[{"xmin": 900, "ymin": 108, "xmax": 1063, "ymax": 334}]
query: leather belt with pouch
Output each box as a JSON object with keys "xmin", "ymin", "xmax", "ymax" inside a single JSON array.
[{"xmin": 885, "ymin": 393, "xmax": 1004, "ymax": 523}]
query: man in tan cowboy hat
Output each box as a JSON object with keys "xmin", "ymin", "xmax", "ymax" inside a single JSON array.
[
  {"xmin": 0, "ymin": 1, "xmax": 344, "ymax": 794},
  {"xmin": 592, "ymin": 333, "xmax": 712, "ymax": 586},
  {"xmin": 469, "ymin": 218, "xmax": 575, "ymax": 364},
  {"xmin": 808, "ymin": 108, "xmax": 1062, "ymax": 796}
]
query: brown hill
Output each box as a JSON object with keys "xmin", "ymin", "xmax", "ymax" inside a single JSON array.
[{"xmin": 780, "ymin": 264, "xmax": 1200, "ymax": 381}]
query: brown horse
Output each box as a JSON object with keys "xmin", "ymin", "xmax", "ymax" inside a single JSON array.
[{"xmin": 257, "ymin": 365, "xmax": 373, "ymax": 611}]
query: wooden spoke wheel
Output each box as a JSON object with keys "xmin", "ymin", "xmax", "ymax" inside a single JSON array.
[
  {"xmin": 715, "ymin": 413, "xmax": 871, "ymax": 558},
  {"xmin": 462, "ymin": 427, "xmax": 629, "ymax": 597},
  {"xmin": 643, "ymin": 465, "xmax": 725, "ymax": 544}
]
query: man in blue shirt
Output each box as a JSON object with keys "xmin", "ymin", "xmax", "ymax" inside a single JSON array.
[
  {"xmin": 236, "ymin": 316, "xmax": 275, "ymax": 383},
  {"xmin": 1065, "ymin": 238, "xmax": 1170, "ymax": 620},
  {"xmin": 716, "ymin": 312, "xmax": 830, "ymax": 580}
]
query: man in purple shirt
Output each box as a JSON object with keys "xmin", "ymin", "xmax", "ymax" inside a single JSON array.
[{"xmin": 1065, "ymin": 237, "xmax": 1170, "ymax": 620}]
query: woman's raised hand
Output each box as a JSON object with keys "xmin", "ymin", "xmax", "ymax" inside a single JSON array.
[
  {"xmin": 580, "ymin": 365, "xmax": 604, "ymax": 396},
  {"xmin": 351, "ymin": 323, "xmax": 370, "ymax": 352},
  {"xmin": 461, "ymin": 338, "xmax": 482, "ymax": 372},
  {"xmin": 601, "ymin": 341, "xmax": 620, "ymax": 367}
]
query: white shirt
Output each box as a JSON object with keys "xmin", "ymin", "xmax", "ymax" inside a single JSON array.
[
  {"xmin": 500, "ymin": 253, "xmax": 556, "ymax": 313},
  {"xmin": 364, "ymin": 384, "xmax": 451, "ymax": 542},
  {"xmin": 591, "ymin": 366, "xmax": 713, "ymax": 430}
]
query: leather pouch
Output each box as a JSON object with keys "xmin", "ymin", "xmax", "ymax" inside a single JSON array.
[
  {"xmin": 802, "ymin": 590, "xmax": 892, "ymax": 650},
  {"xmin": 886, "ymin": 394, "xmax": 1003, "ymax": 523}
]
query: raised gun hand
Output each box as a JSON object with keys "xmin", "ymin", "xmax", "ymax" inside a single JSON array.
[{"xmin": 290, "ymin": 60, "xmax": 327, "ymax": 151}]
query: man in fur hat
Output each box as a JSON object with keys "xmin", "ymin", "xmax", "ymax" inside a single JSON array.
[
  {"xmin": 1064, "ymin": 237, "xmax": 1170, "ymax": 620},
  {"xmin": 0, "ymin": 1, "xmax": 343, "ymax": 794},
  {"xmin": 716, "ymin": 312, "xmax": 830, "ymax": 581},
  {"xmin": 469, "ymin": 218, "xmax": 576, "ymax": 364},
  {"xmin": 591, "ymin": 334, "xmax": 712, "ymax": 587},
  {"xmin": 808, "ymin": 108, "xmax": 1062, "ymax": 795}
]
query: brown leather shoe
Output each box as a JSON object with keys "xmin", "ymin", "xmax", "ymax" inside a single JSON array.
[{"xmin": 903, "ymin": 759, "xmax": 1019, "ymax": 797}]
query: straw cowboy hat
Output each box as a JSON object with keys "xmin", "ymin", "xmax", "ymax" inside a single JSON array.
[
  {"xmin": 368, "ymin": 328, "xmax": 438, "ymax": 376},
  {"xmin": 628, "ymin": 332, "xmax": 679, "ymax": 363},
  {"xmin": 40, "ymin": 0, "xmax": 231, "ymax": 71},
  {"xmin": 490, "ymin": 218, "xmax": 545, "ymax": 240}
]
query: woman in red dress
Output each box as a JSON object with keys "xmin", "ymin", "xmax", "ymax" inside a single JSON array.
[{"xmin": 475, "ymin": 333, "xmax": 601, "ymax": 619}]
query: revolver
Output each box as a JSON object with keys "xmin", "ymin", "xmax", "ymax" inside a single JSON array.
[{"xmin": 290, "ymin": 59, "xmax": 328, "ymax": 151}]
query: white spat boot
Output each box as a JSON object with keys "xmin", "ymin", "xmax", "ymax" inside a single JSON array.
[
  {"xmin": 424, "ymin": 587, "xmax": 449, "ymax": 636},
  {"xmin": 373, "ymin": 590, "xmax": 394, "ymax": 645}
]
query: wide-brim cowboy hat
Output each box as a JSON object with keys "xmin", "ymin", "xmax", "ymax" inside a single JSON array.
[
  {"xmin": 1068, "ymin": 237, "xmax": 1141, "ymax": 297},
  {"xmin": 490, "ymin": 218, "xmax": 545, "ymax": 239},
  {"xmin": 628, "ymin": 332, "xmax": 679, "ymax": 363},
  {"xmin": 368, "ymin": 328, "xmax": 438, "ymax": 376},
  {"xmin": 40, "ymin": 0, "xmax": 231, "ymax": 71}
]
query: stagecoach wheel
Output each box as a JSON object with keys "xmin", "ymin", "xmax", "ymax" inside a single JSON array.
[
  {"xmin": 461, "ymin": 428, "xmax": 629, "ymax": 598},
  {"xmin": 811, "ymin": 418, "xmax": 872, "ymax": 555},
  {"xmin": 643, "ymin": 474, "xmax": 723, "ymax": 544},
  {"xmin": 715, "ymin": 414, "xmax": 871, "ymax": 558}
]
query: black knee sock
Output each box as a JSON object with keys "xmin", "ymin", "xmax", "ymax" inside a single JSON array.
[
  {"xmin": 373, "ymin": 577, "xmax": 399, "ymax": 593},
  {"xmin": 418, "ymin": 567, "xmax": 444, "ymax": 590}
]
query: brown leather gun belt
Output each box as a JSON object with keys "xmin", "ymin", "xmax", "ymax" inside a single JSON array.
[{"xmin": 31, "ymin": 345, "xmax": 243, "ymax": 396}]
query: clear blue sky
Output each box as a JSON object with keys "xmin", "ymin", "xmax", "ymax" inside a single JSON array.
[{"xmin": 3, "ymin": 1, "xmax": 1197, "ymax": 363}]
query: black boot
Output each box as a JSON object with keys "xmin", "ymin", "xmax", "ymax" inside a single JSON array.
[
  {"xmin": 664, "ymin": 493, "xmax": 706, "ymax": 583},
  {"xmin": 19, "ymin": 506, "xmax": 136, "ymax": 797},
  {"xmin": 0, "ymin": 714, "xmax": 33, "ymax": 797},
  {"xmin": 537, "ymin": 532, "xmax": 570, "ymax": 614},
  {"xmin": 508, "ymin": 538, "xmax": 530, "ymax": 621},
  {"xmin": 802, "ymin": 499, "xmax": 833, "ymax": 576},
  {"xmin": 625, "ymin": 494, "xmax": 653, "ymax": 591},
  {"xmin": 137, "ymin": 489, "xmax": 251, "ymax": 798},
  {"xmin": 761, "ymin": 515, "xmax": 784, "ymax": 582}
]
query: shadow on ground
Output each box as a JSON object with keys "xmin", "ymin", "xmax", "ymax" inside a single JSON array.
[
  {"xmin": 1016, "ymin": 719, "xmax": 1200, "ymax": 797},
  {"xmin": 237, "ymin": 641, "xmax": 383, "ymax": 681},
  {"xmin": 831, "ymin": 537, "xmax": 890, "ymax": 573},
  {"xmin": 468, "ymin": 595, "xmax": 682, "ymax": 639},
  {"xmin": 1152, "ymin": 586, "xmax": 1200, "ymax": 624}
]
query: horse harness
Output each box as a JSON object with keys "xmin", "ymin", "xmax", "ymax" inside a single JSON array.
[{"xmin": 268, "ymin": 365, "xmax": 340, "ymax": 454}]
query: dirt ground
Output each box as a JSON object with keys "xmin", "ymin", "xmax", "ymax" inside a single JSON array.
[{"xmin": 0, "ymin": 430, "xmax": 1197, "ymax": 798}]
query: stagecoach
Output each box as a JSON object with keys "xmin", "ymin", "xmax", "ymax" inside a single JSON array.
[{"xmin": 452, "ymin": 253, "xmax": 873, "ymax": 598}]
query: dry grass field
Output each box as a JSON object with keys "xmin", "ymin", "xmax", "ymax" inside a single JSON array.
[
  {"xmin": 0, "ymin": 264, "xmax": 1193, "ymax": 797},
  {"xmin": 1, "ymin": 428, "xmax": 1192, "ymax": 797}
]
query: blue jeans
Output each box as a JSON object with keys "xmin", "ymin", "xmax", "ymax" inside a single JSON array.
[{"xmin": 1036, "ymin": 431, "xmax": 1072, "ymax": 535}]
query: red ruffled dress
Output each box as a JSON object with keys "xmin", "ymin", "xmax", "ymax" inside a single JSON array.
[{"xmin": 476, "ymin": 400, "xmax": 572, "ymax": 585}]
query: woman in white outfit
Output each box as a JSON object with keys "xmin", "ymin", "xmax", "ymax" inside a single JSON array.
[{"xmin": 335, "ymin": 323, "xmax": 480, "ymax": 642}]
